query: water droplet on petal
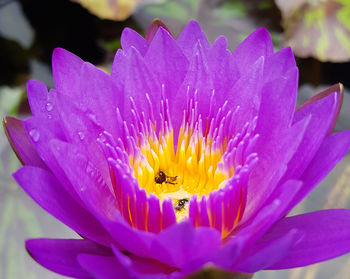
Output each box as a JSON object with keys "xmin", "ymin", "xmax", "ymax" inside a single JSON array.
[
  {"xmin": 46, "ymin": 102, "xmax": 53, "ymax": 111},
  {"xmin": 29, "ymin": 129, "xmax": 40, "ymax": 142},
  {"xmin": 78, "ymin": 132, "xmax": 85, "ymax": 140},
  {"xmin": 99, "ymin": 132, "xmax": 106, "ymax": 143},
  {"xmin": 79, "ymin": 184, "xmax": 87, "ymax": 191},
  {"xmin": 85, "ymin": 161, "xmax": 96, "ymax": 178}
]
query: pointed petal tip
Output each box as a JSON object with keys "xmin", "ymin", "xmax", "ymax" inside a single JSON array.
[
  {"xmin": 3, "ymin": 116, "xmax": 13, "ymax": 141},
  {"xmin": 187, "ymin": 19, "xmax": 201, "ymax": 27},
  {"xmin": 52, "ymin": 47, "xmax": 79, "ymax": 59},
  {"xmin": 3, "ymin": 116, "xmax": 26, "ymax": 165},
  {"xmin": 145, "ymin": 18, "xmax": 173, "ymax": 43},
  {"xmin": 26, "ymin": 79, "xmax": 45, "ymax": 91},
  {"xmin": 52, "ymin": 47, "xmax": 70, "ymax": 61},
  {"xmin": 296, "ymin": 83, "xmax": 344, "ymax": 112},
  {"xmin": 296, "ymin": 83, "xmax": 344, "ymax": 134},
  {"xmin": 247, "ymin": 27, "xmax": 273, "ymax": 45},
  {"xmin": 181, "ymin": 20, "xmax": 205, "ymax": 38},
  {"xmin": 52, "ymin": 47, "xmax": 83, "ymax": 70},
  {"xmin": 280, "ymin": 46, "xmax": 294, "ymax": 59},
  {"xmin": 266, "ymin": 209, "xmax": 350, "ymax": 269},
  {"xmin": 25, "ymin": 238, "xmax": 37, "ymax": 255},
  {"xmin": 252, "ymin": 27, "xmax": 268, "ymax": 35},
  {"xmin": 25, "ymin": 239, "xmax": 39, "ymax": 264}
]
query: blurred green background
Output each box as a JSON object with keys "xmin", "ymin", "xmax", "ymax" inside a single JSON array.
[{"xmin": 1, "ymin": 0, "xmax": 350, "ymax": 278}]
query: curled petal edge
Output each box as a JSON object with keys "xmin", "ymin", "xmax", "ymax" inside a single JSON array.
[
  {"xmin": 296, "ymin": 83, "xmax": 344, "ymax": 135},
  {"xmin": 145, "ymin": 18, "xmax": 173, "ymax": 43},
  {"xmin": 3, "ymin": 116, "xmax": 46, "ymax": 168}
]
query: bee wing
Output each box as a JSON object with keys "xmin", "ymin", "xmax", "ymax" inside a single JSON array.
[{"xmin": 167, "ymin": 176, "xmax": 177, "ymax": 182}]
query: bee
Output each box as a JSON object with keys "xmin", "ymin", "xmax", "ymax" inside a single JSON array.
[
  {"xmin": 175, "ymin": 198, "xmax": 189, "ymax": 211},
  {"xmin": 155, "ymin": 171, "xmax": 178, "ymax": 185}
]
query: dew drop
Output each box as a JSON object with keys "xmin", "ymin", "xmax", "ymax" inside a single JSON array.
[
  {"xmin": 29, "ymin": 129, "xmax": 40, "ymax": 142},
  {"xmin": 78, "ymin": 132, "xmax": 85, "ymax": 140},
  {"xmin": 85, "ymin": 161, "xmax": 96, "ymax": 178},
  {"xmin": 46, "ymin": 102, "xmax": 53, "ymax": 112},
  {"xmin": 99, "ymin": 132, "xmax": 107, "ymax": 143}
]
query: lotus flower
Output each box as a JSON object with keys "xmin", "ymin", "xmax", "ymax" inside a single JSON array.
[{"xmin": 4, "ymin": 20, "xmax": 350, "ymax": 278}]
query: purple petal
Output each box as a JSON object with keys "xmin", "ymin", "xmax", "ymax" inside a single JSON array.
[
  {"xmin": 189, "ymin": 195, "xmax": 298, "ymax": 272},
  {"xmin": 101, "ymin": 213, "xmax": 155, "ymax": 258},
  {"xmin": 14, "ymin": 166, "xmax": 114, "ymax": 246},
  {"xmin": 150, "ymin": 221, "xmax": 221, "ymax": 268},
  {"xmin": 207, "ymin": 36, "xmax": 238, "ymax": 95},
  {"xmin": 78, "ymin": 254, "xmax": 129, "ymax": 279},
  {"xmin": 112, "ymin": 246, "xmax": 178, "ymax": 276},
  {"xmin": 22, "ymin": 116, "xmax": 80, "ymax": 200},
  {"xmin": 256, "ymin": 68, "xmax": 298, "ymax": 149},
  {"xmin": 174, "ymin": 41, "xmax": 213, "ymax": 132},
  {"xmin": 76, "ymin": 173, "xmax": 156, "ymax": 259},
  {"xmin": 213, "ymin": 201, "xmax": 286, "ymax": 271},
  {"xmin": 144, "ymin": 27, "xmax": 189, "ymax": 125},
  {"xmin": 264, "ymin": 209, "xmax": 350, "ymax": 269},
  {"xmin": 283, "ymin": 91, "xmax": 340, "ymax": 183},
  {"xmin": 257, "ymin": 180, "xmax": 303, "ymax": 221},
  {"xmin": 54, "ymin": 93, "xmax": 110, "ymax": 184},
  {"xmin": 57, "ymin": 145, "xmax": 156, "ymax": 258},
  {"xmin": 226, "ymin": 56, "xmax": 264, "ymax": 131},
  {"xmin": 50, "ymin": 139, "xmax": 117, "ymax": 220},
  {"xmin": 256, "ymin": 67, "xmax": 298, "ymax": 139},
  {"xmin": 121, "ymin": 27, "xmax": 149, "ymax": 56},
  {"xmin": 123, "ymin": 47, "xmax": 161, "ymax": 128},
  {"xmin": 145, "ymin": 19, "xmax": 173, "ymax": 43},
  {"xmin": 3, "ymin": 116, "xmax": 46, "ymax": 168},
  {"xmin": 52, "ymin": 48, "xmax": 83, "ymax": 96},
  {"xmin": 26, "ymin": 80, "xmax": 59, "ymax": 121},
  {"xmin": 78, "ymin": 250, "xmax": 177, "ymax": 279},
  {"xmin": 263, "ymin": 47, "xmax": 296, "ymax": 81},
  {"xmin": 287, "ymin": 130, "xmax": 350, "ymax": 212},
  {"xmin": 177, "ymin": 20, "xmax": 210, "ymax": 60},
  {"xmin": 232, "ymin": 28, "xmax": 273, "ymax": 75},
  {"xmin": 245, "ymin": 114, "xmax": 311, "ymax": 221},
  {"xmin": 296, "ymin": 83, "xmax": 343, "ymax": 135},
  {"xmin": 111, "ymin": 49, "xmax": 127, "ymax": 90},
  {"xmin": 26, "ymin": 238, "xmax": 112, "ymax": 278},
  {"xmin": 26, "ymin": 80, "xmax": 48, "ymax": 116},
  {"xmin": 236, "ymin": 199, "xmax": 289, "ymax": 247},
  {"xmin": 80, "ymin": 62, "xmax": 123, "ymax": 139},
  {"xmin": 233, "ymin": 229, "xmax": 303, "ymax": 273}
]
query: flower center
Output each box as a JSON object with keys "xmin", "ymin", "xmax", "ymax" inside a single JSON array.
[
  {"xmin": 101, "ymin": 88, "xmax": 258, "ymax": 236},
  {"xmin": 129, "ymin": 122, "xmax": 233, "ymax": 221}
]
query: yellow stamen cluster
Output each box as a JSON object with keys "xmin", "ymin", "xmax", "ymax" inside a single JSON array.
[{"xmin": 130, "ymin": 126, "xmax": 232, "ymax": 220}]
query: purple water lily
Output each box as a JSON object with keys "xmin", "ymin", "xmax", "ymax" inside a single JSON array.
[{"xmin": 4, "ymin": 20, "xmax": 350, "ymax": 278}]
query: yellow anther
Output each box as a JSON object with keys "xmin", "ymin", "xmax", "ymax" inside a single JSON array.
[{"xmin": 129, "ymin": 128, "xmax": 232, "ymax": 221}]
